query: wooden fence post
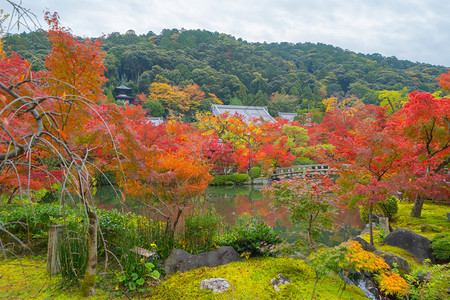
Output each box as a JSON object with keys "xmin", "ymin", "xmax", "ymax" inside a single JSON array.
[
  {"xmin": 47, "ymin": 224, "xmax": 65, "ymax": 275},
  {"xmin": 379, "ymin": 217, "xmax": 390, "ymax": 236}
]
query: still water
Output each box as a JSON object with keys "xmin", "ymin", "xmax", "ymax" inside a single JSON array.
[{"xmin": 94, "ymin": 185, "xmax": 364, "ymax": 246}]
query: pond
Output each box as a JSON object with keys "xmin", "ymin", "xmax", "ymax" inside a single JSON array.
[{"xmin": 94, "ymin": 184, "xmax": 365, "ymax": 247}]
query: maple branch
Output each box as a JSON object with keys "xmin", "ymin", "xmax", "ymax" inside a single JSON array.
[
  {"xmin": 433, "ymin": 156, "xmax": 450, "ymax": 174},
  {"xmin": 425, "ymin": 118, "xmax": 436, "ymax": 155}
]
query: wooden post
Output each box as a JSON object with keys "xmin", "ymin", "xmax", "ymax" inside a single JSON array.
[
  {"xmin": 47, "ymin": 225, "xmax": 65, "ymax": 275},
  {"xmin": 379, "ymin": 217, "xmax": 390, "ymax": 235}
]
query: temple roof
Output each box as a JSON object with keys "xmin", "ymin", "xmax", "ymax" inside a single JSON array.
[
  {"xmin": 114, "ymin": 84, "xmax": 132, "ymax": 94},
  {"xmin": 211, "ymin": 104, "xmax": 275, "ymax": 122},
  {"xmin": 147, "ymin": 117, "xmax": 164, "ymax": 126},
  {"xmin": 278, "ymin": 112, "xmax": 297, "ymax": 122}
]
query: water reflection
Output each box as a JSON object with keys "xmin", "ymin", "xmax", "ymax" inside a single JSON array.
[{"xmin": 94, "ymin": 185, "xmax": 365, "ymax": 246}]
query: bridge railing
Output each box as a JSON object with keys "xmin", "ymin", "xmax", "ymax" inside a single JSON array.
[
  {"xmin": 273, "ymin": 164, "xmax": 329, "ymax": 174},
  {"xmin": 270, "ymin": 164, "xmax": 331, "ymax": 180}
]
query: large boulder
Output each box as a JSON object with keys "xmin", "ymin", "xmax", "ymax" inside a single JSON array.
[
  {"xmin": 352, "ymin": 236, "xmax": 377, "ymax": 252},
  {"xmin": 381, "ymin": 228, "xmax": 434, "ymax": 262},
  {"xmin": 164, "ymin": 246, "xmax": 243, "ymax": 275},
  {"xmin": 374, "ymin": 250, "xmax": 410, "ymax": 274},
  {"xmin": 163, "ymin": 249, "xmax": 193, "ymax": 275}
]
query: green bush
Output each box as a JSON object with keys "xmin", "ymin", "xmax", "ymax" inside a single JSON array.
[
  {"xmin": 209, "ymin": 175, "xmax": 232, "ymax": 186},
  {"xmin": 378, "ymin": 196, "xmax": 399, "ymax": 221},
  {"xmin": 249, "ymin": 167, "xmax": 261, "ymax": 179},
  {"xmin": 229, "ymin": 173, "xmax": 248, "ymax": 184},
  {"xmin": 219, "ymin": 220, "xmax": 283, "ymax": 257},
  {"xmin": 406, "ymin": 263, "xmax": 450, "ymax": 299},
  {"xmin": 182, "ymin": 207, "xmax": 223, "ymax": 254},
  {"xmin": 360, "ymin": 196, "xmax": 399, "ymax": 223},
  {"xmin": 292, "ymin": 156, "xmax": 315, "ymax": 165},
  {"xmin": 431, "ymin": 233, "xmax": 450, "ymax": 263}
]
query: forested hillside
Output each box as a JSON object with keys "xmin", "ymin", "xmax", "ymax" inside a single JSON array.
[{"xmin": 5, "ymin": 28, "xmax": 448, "ymax": 117}]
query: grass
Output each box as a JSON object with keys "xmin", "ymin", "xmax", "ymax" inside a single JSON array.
[{"xmin": 149, "ymin": 257, "xmax": 366, "ymax": 299}]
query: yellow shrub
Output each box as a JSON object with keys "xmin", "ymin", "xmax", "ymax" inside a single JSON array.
[{"xmin": 378, "ymin": 271, "xmax": 408, "ymax": 295}]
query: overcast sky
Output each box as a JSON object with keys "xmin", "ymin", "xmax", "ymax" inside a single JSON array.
[{"xmin": 6, "ymin": 0, "xmax": 450, "ymax": 67}]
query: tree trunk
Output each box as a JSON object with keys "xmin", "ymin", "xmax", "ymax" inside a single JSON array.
[
  {"xmin": 410, "ymin": 194, "xmax": 424, "ymax": 218},
  {"xmin": 310, "ymin": 276, "xmax": 319, "ymax": 300},
  {"xmin": 81, "ymin": 208, "xmax": 98, "ymax": 297},
  {"xmin": 369, "ymin": 204, "xmax": 374, "ymax": 246}
]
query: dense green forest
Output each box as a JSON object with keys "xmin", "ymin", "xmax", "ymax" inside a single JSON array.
[{"xmin": 4, "ymin": 28, "xmax": 448, "ymax": 116}]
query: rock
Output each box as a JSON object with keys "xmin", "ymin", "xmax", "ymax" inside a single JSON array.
[
  {"xmin": 200, "ymin": 278, "xmax": 230, "ymax": 293},
  {"xmin": 374, "ymin": 250, "xmax": 410, "ymax": 274},
  {"xmin": 163, "ymin": 249, "xmax": 193, "ymax": 275},
  {"xmin": 368, "ymin": 213, "xmax": 379, "ymax": 224},
  {"xmin": 360, "ymin": 222, "xmax": 378, "ymax": 235},
  {"xmin": 352, "ymin": 237, "xmax": 377, "ymax": 252},
  {"xmin": 420, "ymin": 224, "xmax": 441, "ymax": 233},
  {"xmin": 271, "ymin": 273, "xmax": 291, "ymax": 292},
  {"xmin": 164, "ymin": 246, "xmax": 243, "ymax": 275},
  {"xmin": 381, "ymin": 228, "xmax": 434, "ymax": 262},
  {"xmin": 447, "ymin": 212, "xmax": 450, "ymax": 220}
]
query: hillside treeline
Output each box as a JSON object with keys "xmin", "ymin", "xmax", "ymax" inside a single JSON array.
[{"xmin": 4, "ymin": 28, "xmax": 448, "ymax": 116}]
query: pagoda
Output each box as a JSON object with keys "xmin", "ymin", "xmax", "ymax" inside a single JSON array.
[{"xmin": 114, "ymin": 84, "xmax": 134, "ymax": 104}]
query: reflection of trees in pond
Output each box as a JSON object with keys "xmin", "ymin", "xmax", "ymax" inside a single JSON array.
[
  {"xmin": 207, "ymin": 187, "xmax": 290, "ymax": 228},
  {"xmin": 94, "ymin": 185, "xmax": 364, "ymax": 246}
]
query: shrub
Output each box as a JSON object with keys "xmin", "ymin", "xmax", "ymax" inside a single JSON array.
[
  {"xmin": 431, "ymin": 233, "xmax": 450, "ymax": 263},
  {"xmin": 249, "ymin": 167, "xmax": 261, "ymax": 179},
  {"xmin": 292, "ymin": 156, "xmax": 315, "ymax": 165},
  {"xmin": 378, "ymin": 196, "xmax": 399, "ymax": 221},
  {"xmin": 218, "ymin": 220, "xmax": 283, "ymax": 257},
  {"xmin": 406, "ymin": 263, "xmax": 450, "ymax": 299},
  {"xmin": 181, "ymin": 207, "xmax": 222, "ymax": 254},
  {"xmin": 229, "ymin": 173, "xmax": 248, "ymax": 184},
  {"xmin": 209, "ymin": 175, "xmax": 232, "ymax": 186},
  {"xmin": 360, "ymin": 196, "xmax": 399, "ymax": 223}
]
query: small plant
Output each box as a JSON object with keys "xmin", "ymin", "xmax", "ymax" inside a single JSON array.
[
  {"xmin": 219, "ymin": 220, "xmax": 283, "ymax": 257},
  {"xmin": 118, "ymin": 262, "xmax": 161, "ymax": 292},
  {"xmin": 377, "ymin": 226, "xmax": 388, "ymax": 244}
]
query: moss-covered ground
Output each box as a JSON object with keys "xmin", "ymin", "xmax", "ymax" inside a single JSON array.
[
  {"xmin": 0, "ymin": 256, "xmax": 365, "ymax": 299},
  {"xmin": 1, "ymin": 200, "xmax": 447, "ymax": 299},
  {"xmin": 149, "ymin": 257, "xmax": 366, "ymax": 299},
  {"xmin": 0, "ymin": 256, "xmax": 110, "ymax": 299}
]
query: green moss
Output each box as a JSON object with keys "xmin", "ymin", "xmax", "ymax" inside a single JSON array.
[
  {"xmin": 392, "ymin": 201, "xmax": 449, "ymax": 240},
  {"xmin": 81, "ymin": 273, "xmax": 97, "ymax": 297},
  {"xmin": 0, "ymin": 256, "xmax": 109, "ymax": 299},
  {"xmin": 150, "ymin": 257, "xmax": 366, "ymax": 299},
  {"xmin": 377, "ymin": 244, "xmax": 421, "ymax": 270}
]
